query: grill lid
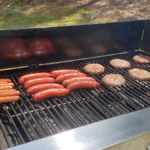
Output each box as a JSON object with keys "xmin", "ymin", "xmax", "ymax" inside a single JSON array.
[{"xmin": 0, "ymin": 20, "xmax": 145, "ymax": 70}]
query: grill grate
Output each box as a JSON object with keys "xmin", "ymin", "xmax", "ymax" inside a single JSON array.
[{"xmin": 1, "ymin": 51, "xmax": 150, "ymax": 149}]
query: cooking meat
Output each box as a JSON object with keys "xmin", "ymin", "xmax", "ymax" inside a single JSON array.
[
  {"xmin": 0, "ymin": 91, "xmax": 20, "ymax": 97},
  {"xmin": 24, "ymin": 77, "xmax": 55, "ymax": 89},
  {"xmin": 84, "ymin": 63, "xmax": 105, "ymax": 74},
  {"xmin": 132, "ymin": 55, "xmax": 150, "ymax": 64},
  {"xmin": 67, "ymin": 81, "xmax": 100, "ymax": 90},
  {"xmin": 51, "ymin": 69, "xmax": 79, "ymax": 77},
  {"xmin": 0, "ymin": 79, "xmax": 11, "ymax": 83},
  {"xmin": 102, "ymin": 74, "xmax": 126, "ymax": 87},
  {"xmin": 0, "ymin": 82, "xmax": 8, "ymax": 84},
  {"xmin": 0, "ymin": 83, "xmax": 14, "ymax": 87},
  {"xmin": 62, "ymin": 77, "xmax": 96, "ymax": 87},
  {"xmin": 128, "ymin": 68, "xmax": 150, "ymax": 80},
  {"xmin": 0, "ymin": 89, "xmax": 16, "ymax": 93},
  {"xmin": 0, "ymin": 96, "xmax": 20, "ymax": 103},
  {"xmin": 19, "ymin": 72, "xmax": 52, "ymax": 84},
  {"xmin": 0, "ymin": 86, "xmax": 13, "ymax": 90},
  {"xmin": 26, "ymin": 83, "xmax": 64, "ymax": 95},
  {"xmin": 109, "ymin": 59, "xmax": 130, "ymax": 69},
  {"xmin": 56, "ymin": 73, "xmax": 86, "ymax": 82},
  {"xmin": 32, "ymin": 88, "xmax": 70, "ymax": 101}
]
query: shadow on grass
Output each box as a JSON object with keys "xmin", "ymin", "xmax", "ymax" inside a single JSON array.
[{"xmin": 68, "ymin": 0, "xmax": 100, "ymax": 12}]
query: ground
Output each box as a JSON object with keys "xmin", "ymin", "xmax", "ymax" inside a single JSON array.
[{"xmin": 0, "ymin": 0, "xmax": 150, "ymax": 29}]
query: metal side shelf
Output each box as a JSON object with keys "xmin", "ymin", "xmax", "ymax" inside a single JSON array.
[{"xmin": 6, "ymin": 107, "xmax": 150, "ymax": 150}]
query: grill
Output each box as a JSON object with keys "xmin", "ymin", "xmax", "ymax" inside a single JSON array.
[
  {"xmin": 1, "ymin": 50, "xmax": 150, "ymax": 149},
  {"xmin": 0, "ymin": 20, "xmax": 150, "ymax": 150}
]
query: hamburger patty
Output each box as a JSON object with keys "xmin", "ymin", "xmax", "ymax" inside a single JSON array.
[
  {"xmin": 102, "ymin": 74, "xmax": 126, "ymax": 87},
  {"xmin": 109, "ymin": 59, "xmax": 130, "ymax": 69},
  {"xmin": 128, "ymin": 68, "xmax": 150, "ymax": 81},
  {"xmin": 84, "ymin": 63, "xmax": 105, "ymax": 74},
  {"xmin": 132, "ymin": 55, "xmax": 150, "ymax": 64}
]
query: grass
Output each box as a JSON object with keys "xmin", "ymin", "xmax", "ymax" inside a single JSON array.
[
  {"xmin": 0, "ymin": 0, "xmax": 147, "ymax": 29},
  {"xmin": 0, "ymin": 2, "xmax": 115, "ymax": 30}
]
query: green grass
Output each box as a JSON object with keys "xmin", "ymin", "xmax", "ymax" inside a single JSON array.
[{"xmin": 0, "ymin": 5, "xmax": 114, "ymax": 30}]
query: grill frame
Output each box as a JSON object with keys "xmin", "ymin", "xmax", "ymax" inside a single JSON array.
[
  {"xmin": 1, "ymin": 49, "xmax": 150, "ymax": 149},
  {"xmin": 6, "ymin": 105, "xmax": 150, "ymax": 150}
]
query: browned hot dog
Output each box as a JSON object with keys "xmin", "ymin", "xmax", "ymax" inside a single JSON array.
[
  {"xmin": 56, "ymin": 73, "xmax": 86, "ymax": 82},
  {"xmin": 67, "ymin": 81, "xmax": 100, "ymax": 90},
  {"xmin": 0, "ymin": 82, "xmax": 8, "ymax": 84},
  {"xmin": 32, "ymin": 88, "xmax": 70, "ymax": 101},
  {"xmin": 51, "ymin": 69, "xmax": 80, "ymax": 77},
  {"xmin": 0, "ymin": 79, "xmax": 11, "ymax": 83},
  {"xmin": 0, "ymin": 96, "xmax": 20, "ymax": 103},
  {"xmin": 0, "ymin": 86, "xmax": 13, "ymax": 90},
  {"xmin": 0, "ymin": 83, "xmax": 14, "ymax": 87},
  {"xmin": 62, "ymin": 77, "xmax": 96, "ymax": 87},
  {"xmin": 0, "ymin": 89, "xmax": 16, "ymax": 93},
  {"xmin": 0, "ymin": 91, "xmax": 20, "ymax": 97},
  {"xmin": 24, "ymin": 77, "xmax": 56, "ymax": 89},
  {"xmin": 19, "ymin": 72, "xmax": 52, "ymax": 84},
  {"xmin": 26, "ymin": 83, "xmax": 64, "ymax": 95}
]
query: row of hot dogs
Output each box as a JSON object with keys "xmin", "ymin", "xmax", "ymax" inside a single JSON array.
[
  {"xmin": 0, "ymin": 79, "xmax": 20, "ymax": 103},
  {"xmin": 18, "ymin": 69, "xmax": 100, "ymax": 101}
]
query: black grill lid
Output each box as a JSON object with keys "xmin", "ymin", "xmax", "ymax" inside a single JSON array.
[{"xmin": 0, "ymin": 20, "xmax": 145, "ymax": 70}]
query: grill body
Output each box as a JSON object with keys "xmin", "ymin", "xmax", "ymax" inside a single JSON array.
[{"xmin": 0, "ymin": 20, "xmax": 150, "ymax": 150}]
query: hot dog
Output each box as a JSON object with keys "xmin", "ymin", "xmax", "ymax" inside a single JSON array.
[
  {"xmin": 56, "ymin": 73, "xmax": 86, "ymax": 82},
  {"xmin": 67, "ymin": 81, "xmax": 100, "ymax": 90},
  {"xmin": 62, "ymin": 77, "xmax": 96, "ymax": 87},
  {"xmin": 0, "ymin": 91, "xmax": 20, "ymax": 97},
  {"xmin": 0, "ymin": 89, "xmax": 16, "ymax": 93},
  {"xmin": 0, "ymin": 83, "xmax": 14, "ymax": 87},
  {"xmin": 26, "ymin": 83, "xmax": 64, "ymax": 95},
  {"xmin": 24, "ymin": 77, "xmax": 56, "ymax": 89},
  {"xmin": 0, "ymin": 96, "xmax": 20, "ymax": 103},
  {"xmin": 19, "ymin": 72, "xmax": 52, "ymax": 84},
  {"xmin": 32, "ymin": 88, "xmax": 70, "ymax": 101},
  {"xmin": 0, "ymin": 86, "xmax": 13, "ymax": 90},
  {"xmin": 0, "ymin": 82, "xmax": 8, "ymax": 84},
  {"xmin": 0, "ymin": 79, "xmax": 11, "ymax": 83},
  {"xmin": 51, "ymin": 69, "xmax": 80, "ymax": 77}
]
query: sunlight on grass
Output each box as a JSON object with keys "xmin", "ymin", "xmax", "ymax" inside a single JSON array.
[
  {"xmin": 0, "ymin": 5, "xmax": 115, "ymax": 30},
  {"xmin": 21, "ymin": 7, "xmax": 35, "ymax": 15},
  {"xmin": 98, "ymin": 18, "xmax": 116, "ymax": 23}
]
